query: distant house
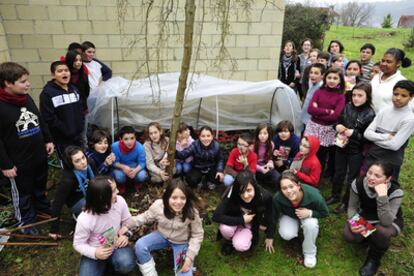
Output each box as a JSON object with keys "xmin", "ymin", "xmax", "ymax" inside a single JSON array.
[{"xmin": 398, "ymin": 15, "xmax": 414, "ymax": 28}]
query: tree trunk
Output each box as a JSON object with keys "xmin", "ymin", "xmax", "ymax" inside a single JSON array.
[{"xmin": 165, "ymin": 0, "xmax": 196, "ymax": 184}]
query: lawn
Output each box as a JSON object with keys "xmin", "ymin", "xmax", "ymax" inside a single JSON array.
[{"xmin": 1, "ymin": 25, "xmax": 413, "ymax": 275}]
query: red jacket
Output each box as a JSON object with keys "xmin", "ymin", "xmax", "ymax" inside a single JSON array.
[
  {"xmin": 226, "ymin": 148, "xmax": 257, "ymax": 173},
  {"xmin": 296, "ymin": 135, "xmax": 321, "ymax": 187}
]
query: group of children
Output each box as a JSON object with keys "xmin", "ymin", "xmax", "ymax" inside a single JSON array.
[{"xmin": 0, "ymin": 37, "xmax": 413, "ymax": 276}]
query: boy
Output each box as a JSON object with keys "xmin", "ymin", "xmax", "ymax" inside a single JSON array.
[
  {"xmin": 0, "ymin": 62, "xmax": 54, "ymax": 234},
  {"xmin": 317, "ymin": 52, "xmax": 330, "ymax": 68},
  {"xmin": 223, "ymin": 133, "xmax": 257, "ymax": 187},
  {"xmin": 272, "ymin": 120, "xmax": 300, "ymax": 172},
  {"xmin": 359, "ymin": 43, "xmax": 376, "ymax": 82},
  {"xmin": 39, "ymin": 61, "xmax": 84, "ymax": 159},
  {"xmin": 112, "ymin": 126, "xmax": 148, "ymax": 193},
  {"xmin": 364, "ymin": 80, "xmax": 414, "ymax": 180},
  {"xmin": 301, "ymin": 63, "xmax": 325, "ymax": 126},
  {"xmin": 81, "ymin": 41, "xmax": 112, "ymax": 90},
  {"xmin": 301, "ymin": 48, "xmax": 320, "ymax": 95}
]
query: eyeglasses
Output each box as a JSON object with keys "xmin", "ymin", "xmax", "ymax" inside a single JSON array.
[{"xmin": 237, "ymin": 142, "xmax": 249, "ymax": 148}]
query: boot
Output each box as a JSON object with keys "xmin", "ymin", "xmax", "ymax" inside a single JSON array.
[
  {"xmin": 325, "ymin": 196, "xmax": 340, "ymax": 205},
  {"xmin": 221, "ymin": 240, "xmax": 234, "ymax": 256},
  {"xmin": 138, "ymin": 258, "xmax": 158, "ymax": 276},
  {"xmin": 359, "ymin": 246, "xmax": 384, "ymax": 276},
  {"xmin": 333, "ymin": 203, "xmax": 347, "ymax": 214}
]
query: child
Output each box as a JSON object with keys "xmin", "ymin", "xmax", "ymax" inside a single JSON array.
[
  {"xmin": 39, "ymin": 61, "xmax": 84, "ymax": 159},
  {"xmin": 175, "ymin": 122, "xmax": 194, "ymax": 176},
  {"xmin": 345, "ymin": 60, "xmax": 362, "ymax": 102},
  {"xmin": 327, "ymin": 40, "xmax": 348, "ymax": 67},
  {"xmin": 370, "ymin": 62, "xmax": 380, "ymax": 80},
  {"xmin": 175, "ymin": 126, "xmax": 224, "ymax": 190},
  {"xmin": 331, "ymin": 54, "xmax": 345, "ymax": 70},
  {"xmin": 86, "ymin": 129, "xmax": 115, "ymax": 175},
  {"xmin": 317, "ymin": 52, "xmax": 330, "ymax": 68},
  {"xmin": 344, "ymin": 162, "xmax": 403, "ymax": 276},
  {"xmin": 272, "ymin": 120, "xmax": 300, "ymax": 173},
  {"xmin": 325, "ymin": 83, "xmax": 375, "ymax": 213},
  {"xmin": 143, "ymin": 122, "xmax": 170, "ymax": 185},
  {"xmin": 270, "ymin": 171, "xmax": 329, "ymax": 268},
  {"xmin": 290, "ymin": 135, "xmax": 322, "ymax": 188},
  {"xmin": 119, "ymin": 179, "xmax": 204, "ymax": 276},
  {"xmin": 81, "ymin": 41, "xmax": 112, "ymax": 90},
  {"xmin": 301, "ymin": 63, "xmax": 325, "ymax": 127},
  {"xmin": 73, "ymin": 176, "xmax": 135, "ymax": 275},
  {"xmin": 359, "ymin": 43, "xmax": 376, "ymax": 82},
  {"xmin": 301, "ymin": 48, "xmax": 320, "ymax": 95},
  {"xmin": 305, "ymin": 67, "xmax": 346, "ymax": 177},
  {"xmin": 254, "ymin": 123, "xmax": 280, "ymax": 187},
  {"xmin": 364, "ymin": 80, "xmax": 414, "ymax": 180},
  {"xmin": 278, "ymin": 40, "xmax": 300, "ymax": 90},
  {"xmin": 49, "ymin": 146, "xmax": 96, "ymax": 238},
  {"xmin": 212, "ymin": 170, "xmax": 274, "ymax": 254},
  {"xmin": 0, "ymin": 62, "xmax": 54, "ymax": 235},
  {"xmin": 112, "ymin": 126, "xmax": 147, "ymax": 193},
  {"xmin": 223, "ymin": 133, "xmax": 257, "ymax": 187}
]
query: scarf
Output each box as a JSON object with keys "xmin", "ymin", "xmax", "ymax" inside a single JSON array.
[
  {"xmin": 119, "ymin": 140, "xmax": 135, "ymax": 154},
  {"xmin": 282, "ymin": 54, "xmax": 293, "ymax": 79},
  {"xmin": 73, "ymin": 164, "xmax": 95, "ymax": 196},
  {"xmin": 0, "ymin": 87, "xmax": 28, "ymax": 107}
]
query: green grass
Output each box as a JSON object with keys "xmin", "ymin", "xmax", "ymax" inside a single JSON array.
[{"xmin": 1, "ymin": 26, "xmax": 414, "ymax": 275}]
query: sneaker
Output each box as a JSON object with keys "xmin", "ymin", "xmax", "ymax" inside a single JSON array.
[
  {"xmin": 304, "ymin": 254, "xmax": 317, "ymax": 268},
  {"xmin": 118, "ymin": 184, "xmax": 126, "ymax": 194},
  {"xmin": 21, "ymin": 226, "xmax": 39, "ymax": 236},
  {"xmin": 207, "ymin": 182, "xmax": 216, "ymax": 191}
]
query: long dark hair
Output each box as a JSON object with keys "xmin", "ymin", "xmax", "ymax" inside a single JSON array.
[
  {"xmin": 254, "ymin": 123, "xmax": 273, "ymax": 163},
  {"xmin": 163, "ymin": 179, "xmax": 200, "ymax": 222},
  {"xmin": 84, "ymin": 176, "xmax": 114, "ymax": 215},
  {"xmin": 351, "ymin": 82, "xmax": 372, "ymax": 107},
  {"xmin": 65, "ymin": 50, "xmax": 88, "ymax": 82},
  {"xmin": 63, "ymin": 145, "xmax": 84, "ymax": 170},
  {"xmin": 323, "ymin": 67, "xmax": 345, "ymax": 93},
  {"xmin": 384, "ymin": 48, "xmax": 412, "ymax": 68},
  {"xmin": 88, "ymin": 129, "xmax": 112, "ymax": 154},
  {"xmin": 281, "ymin": 40, "xmax": 298, "ymax": 62}
]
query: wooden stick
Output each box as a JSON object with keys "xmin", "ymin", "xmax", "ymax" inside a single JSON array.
[
  {"xmin": 0, "ymin": 192, "xmax": 11, "ymax": 200},
  {"xmin": 0, "ymin": 242, "xmax": 58, "ymax": 246},
  {"xmin": 0, "ymin": 217, "xmax": 57, "ymax": 234},
  {"xmin": 1, "ymin": 233, "xmax": 51, "ymax": 239}
]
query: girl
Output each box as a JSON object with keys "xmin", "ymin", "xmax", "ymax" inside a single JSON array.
[
  {"xmin": 175, "ymin": 126, "xmax": 224, "ymax": 190},
  {"xmin": 49, "ymin": 146, "xmax": 96, "ymax": 238},
  {"xmin": 278, "ymin": 40, "xmax": 300, "ymax": 90},
  {"xmin": 298, "ymin": 38, "xmax": 313, "ymax": 98},
  {"xmin": 331, "ymin": 54, "xmax": 345, "ymax": 70},
  {"xmin": 371, "ymin": 48, "xmax": 412, "ymax": 112},
  {"xmin": 305, "ymin": 67, "xmax": 346, "ymax": 178},
  {"xmin": 212, "ymin": 170, "xmax": 274, "ymax": 255},
  {"xmin": 344, "ymin": 162, "xmax": 403, "ymax": 276},
  {"xmin": 143, "ymin": 122, "xmax": 170, "ymax": 185},
  {"xmin": 254, "ymin": 123, "xmax": 280, "ymax": 187},
  {"xmin": 326, "ymin": 83, "xmax": 375, "ymax": 213},
  {"xmin": 119, "ymin": 179, "xmax": 204, "ymax": 276},
  {"xmin": 271, "ymin": 171, "xmax": 329, "ymax": 268},
  {"xmin": 345, "ymin": 60, "xmax": 362, "ymax": 102},
  {"xmin": 327, "ymin": 40, "xmax": 348, "ymax": 67},
  {"xmin": 176, "ymin": 122, "xmax": 194, "ymax": 176},
  {"xmin": 86, "ymin": 129, "xmax": 115, "ymax": 175},
  {"xmin": 73, "ymin": 176, "xmax": 135, "ymax": 275},
  {"xmin": 272, "ymin": 120, "xmax": 300, "ymax": 173}
]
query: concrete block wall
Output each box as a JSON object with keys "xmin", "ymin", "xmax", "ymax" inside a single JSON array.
[{"xmin": 0, "ymin": 0, "xmax": 285, "ymax": 100}]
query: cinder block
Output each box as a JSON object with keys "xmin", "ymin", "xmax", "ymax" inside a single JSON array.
[
  {"xmin": 0, "ymin": 50, "xmax": 10, "ymax": 63},
  {"xmin": 227, "ymin": 47, "xmax": 247, "ymax": 59},
  {"xmin": 89, "ymin": 0, "xmax": 116, "ymax": 6},
  {"xmin": 38, "ymin": 48, "xmax": 64, "ymax": 62},
  {"xmin": 248, "ymin": 23, "xmax": 272, "ymax": 35},
  {"xmin": 271, "ymin": 22, "xmax": 283, "ymax": 34},
  {"xmin": 122, "ymin": 48, "xmax": 145, "ymax": 60},
  {"xmin": 60, "ymin": 0, "xmax": 87, "ymax": 5},
  {"xmin": 230, "ymin": 23, "xmax": 249, "ymax": 35},
  {"xmin": 246, "ymin": 70, "xmax": 267, "ymax": 81},
  {"xmin": 108, "ymin": 35, "xmax": 138, "ymax": 48},
  {"xmin": 3, "ymin": 21, "xmax": 34, "ymax": 34},
  {"xmin": 22, "ymin": 35, "xmax": 53, "ymax": 48},
  {"xmin": 29, "ymin": 89, "xmax": 42, "ymax": 105},
  {"xmin": 0, "ymin": 0, "xmax": 28, "ymax": 4},
  {"xmin": 0, "ymin": 38, "xmax": 9, "ymax": 51},
  {"xmin": 10, "ymin": 49, "xmax": 39, "ymax": 62},
  {"xmin": 77, "ymin": 6, "xmax": 87, "ymax": 19},
  {"xmin": 235, "ymin": 59, "xmax": 257, "ymax": 70},
  {"xmin": 267, "ymin": 70, "xmax": 278, "ymax": 80},
  {"xmin": 63, "ymin": 21, "xmax": 92, "ymax": 34},
  {"xmin": 48, "ymin": 6, "xmax": 77, "ymax": 20},
  {"xmin": 52, "ymin": 34, "xmax": 80, "ymax": 48},
  {"xmin": 35, "ymin": 20, "xmax": 64, "ymax": 34},
  {"xmin": 29, "ymin": 0, "xmax": 59, "ymax": 4},
  {"xmin": 0, "ymin": 4, "xmax": 17, "ymax": 20},
  {"xmin": 122, "ymin": 22, "xmax": 144, "ymax": 35},
  {"xmin": 17, "ymin": 5, "xmax": 48, "ymax": 20},
  {"xmin": 236, "ymin": 35, "xmax": 259, "ymax": 47},
  {"xmin": 27, "ymin": 75, "xmax": 44, "ymax": 88},
  {"xmin": 6, "ymin": 35, "xmax": 23, "ymax": 48},
  {"xmin": 111, "ymin": 61, "xmax": 137, "ymax": 73},
  {"xmin": 106, "ymin": 6, "xmax": 134, "ymax": 21},
  {"xmin": 85, "ymin": 6, "xmax": 106, "ymax": 20},
  {"xmin": 258, "ymin": 59, "xmax": 276, "ymax": 70},
  {"xmin": 27, "ymin": 62, "xmax": 50, "ymax": 75},
  {"xmin": 227, "ymin": 71, "xmax": 245, "ymax": 81},
  {"xmin": 247, "ymin": 47, "xmax": 271, "ymax": 59},
  {"xmin": 79, "ymin": 35, "xmax": 108, "ymax": 48},
  {"xmin": 92, "ymin": 21, "xmax": 119, "ymax": 34},
  {"xmin": 96, "ymin": 48, "xmax": 122, "ymax": 61},
  {"xmin": 260, "ymin": 35, "xmax": 278, "ymax": 47}
]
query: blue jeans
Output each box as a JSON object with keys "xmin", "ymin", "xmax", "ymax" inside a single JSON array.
[
  {"xmin": 176, "ymin": 161, "xmax": 192, "ymax": 175},
  {"xmin": 135, "ymin": 231, "xmax": 193, "ymax": 276},
  {"xmin": 71, "ymin": 198, "xmax": 85, "ymax": 217},
  {"xmin": 112, "ymin": 166, "xmax": 148, "ymax": 184},
  {"xmin": 78, "ymin": 246, "xmax": 135, "ymax": 276}
]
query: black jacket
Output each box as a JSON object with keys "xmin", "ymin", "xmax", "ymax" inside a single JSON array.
[
  {"xmin": 212, "ymin": 185, "xmax": 274, "ymax": 246},
  {"xmin": 335, "ymin": 102, "xmax": 375, "ymax": 154},
  {"xmin": 0, "ymin": 95, "xmax": 52, "ymax": 169},
  {"xmin": 278, "ymin": 55, "xmax": 300, "ymax": 86},
  {"xmin": 39, "ymin": 81, "xmax": 84, "ymax": 144}
]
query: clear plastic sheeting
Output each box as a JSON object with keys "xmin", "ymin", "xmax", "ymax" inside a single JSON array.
[{"xmin": 87, "ymin": 73, "xmax": 303, "ymax": 135}]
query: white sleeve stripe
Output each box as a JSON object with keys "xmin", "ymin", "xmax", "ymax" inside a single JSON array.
[{"xmin": 51, "ymin": 93, "xmax": 79, "ymax": 108}]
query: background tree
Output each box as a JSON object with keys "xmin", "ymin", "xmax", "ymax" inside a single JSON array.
[
  {"xmin": 338, "ymin": 2, "xmax": 373, "ymax": 27},
  {"xmin": 282, "ymin": 3, "xmax": 334, "ymax": 50},
  {"xmin": 382, "ymin": 13, "xmax": 393, "ymax": 28}
]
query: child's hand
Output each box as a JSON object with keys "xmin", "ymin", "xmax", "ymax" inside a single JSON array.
[
  {"xmin": 160, "ymin": 171, "xmax": 170, "ymax": 181},
  {"xmin": 45, "ymin": 143, "xmax": 54, "ymax": 156},
  {"xmin": 275, "ymin": 160, "xmax": 283, "ymax": 168},
  {"xmin": 48, "ymin": 233, "xmax": 62, "ymax": 240},
  {"xmin": 388, "ymin": 134, "xmax": 395, "ymax": 140},
  {"xmin": 180, "ymin": 257, "xmax": 193, "ymax": 273},
  {"xmin": 295, "ymin": 208, "xmax": 311, "ymax": 219},
  {"xmin": 95, "ymin": 246, "xmax": 113, "ymax": 260},
  {"xmin": 215, "ymin": 172, "xmax": 224, "ymax": 182},
  {"xmin": 127, "ymin": 167, "xmax": 138, "ymax": 179},
  {"xmin": 262, "ymin": 166, "xmax": 270, "ymax": 174},
  {"xmin": 243, "ymin": 213, "xmax": 256, "ymax": 224},
  {"xmin": 118, "ymin": 226, "xmax": 129, "ymax": 237},
  {"xmin": 336, "ymin": 124, "xmax": 346, "ymax": 133},
  {"xmin": 237, "ymin": 155, "xmax": 248, "ymax": 167},
  {"xmin": 313, "ymin": 102, "xmax": 318, "ymax": 108},
  {"xmin": 2, "ymin": 166, "xmax": 17, "ymax": 178},
  {"xmin": 374, "ymin": 183, "xmax": 388, "ymax": 197},
  {"xmin": 291, "ymin": 169, "xmax": 298, "ymax": 174},
  {"xmin": 114, "ymin": 235, "xmax": 129, "ymax": 248},
  {"xmin": 273, "ymin": 149, "xmax": 280, "ymax": 157},
  {"xmin": 264, "ymin": 238, "xmax": 274, "ymax": 253},
  {"xmin": 344, "ymin": 129, "xmax": 354, "ymax": 137},
  {"xmin": 350, "ymin": 225, "xmax": 365, "ymax": 234},
  {"xmin": 104, "ymin": 153, "xmax": 115, "ymax": 166},
  {"xmin": 329, "ymin": 109, "xmax": 335, "ymax": 115},
  {"xmin": 159, "ymin": 158, "xmax": 170, "ymax": 167}
]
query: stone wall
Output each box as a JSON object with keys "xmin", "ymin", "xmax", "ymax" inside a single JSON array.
[{"xmin": 0, "ymin": 0, "xmax": 285, "ymax": 100}]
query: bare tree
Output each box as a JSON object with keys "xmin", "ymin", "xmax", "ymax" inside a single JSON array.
[{"xmin": 339, "ymin": 2, "xmax": 373, "ymax": 27}]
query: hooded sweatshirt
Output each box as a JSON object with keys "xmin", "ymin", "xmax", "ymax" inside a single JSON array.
[{"xmin": 291, "ymin": 135, "xmax": 321, "ymax": 187}]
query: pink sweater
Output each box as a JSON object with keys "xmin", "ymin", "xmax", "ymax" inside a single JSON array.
[
  {"xmin": 308, "ymin": 86, "xmax": 346, "ymax": 125},
  {"xmin": 73, "ymin": 196, "xmax": 131, "ymax": 259}
]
